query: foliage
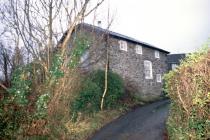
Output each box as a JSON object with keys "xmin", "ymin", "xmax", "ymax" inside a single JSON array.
[
  {"xmin": 0, "ymin": 103, "xmax": 28, "ymax": 139},
  {"xmin": 89, "ymin": 70, "xmax": 124, "ymax": 108},
  {"xmin": 164, "ymin": 47, "xmax": 210, "ymax": 140},
  {"xmin": 49, "ymin": 53, "xmax": 64, "ymax": 80},
  {"xmin": 68, "ymin": 35, "xmax": 90, "ymax": 68},
  {"xmin": 0, "ymin": 0, "xmax": 107, "ymax": 139},
  {"xmin": 0, "ymin": 65, "xmax": 34, "ymax": 139},
  {"xmin": 71, "ymin": 70, "xmax": 124, "ymax": 121},
  {"xmin": 8, "ymin": 66, "xmax": 32, "ymax": 105},
  {"xmin": 0, "ymin": 57, "xmax": 63, "ymax": 139},
  {"xmin": 35, "ymin": 93, "xmax": 50, "ymax": 119},
  {"xmin": 71, "ymin": 79, "xmax": 101, "ymax": 121},
  {"xmin": 0, "ymin": 101, "xmax": 14, "ymax": 139},
  {"xmin": 28, "ymin": 35, "xmax": 92, "ymax": 138}
]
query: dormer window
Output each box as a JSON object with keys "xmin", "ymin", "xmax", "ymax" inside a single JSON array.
[
  {"xmin": 119, "ymin": 40, "xmax": 127, "ymax": 51},
  {"xmin": 136, "ymin": 45, "xmax": 142, "ymax": 54},
  {"xmin": 155, "ymin": 50, "xmax": 160, "ymax": 58}
]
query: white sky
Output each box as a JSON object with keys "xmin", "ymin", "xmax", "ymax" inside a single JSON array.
[{"xmin": 86, "ymin": 0, "xmax": 210, "ymax": 53}]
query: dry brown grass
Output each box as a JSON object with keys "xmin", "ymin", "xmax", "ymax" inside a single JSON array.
[{"xmin": 65, "ymin": 109, "xmax": 123, "ymax": 140}]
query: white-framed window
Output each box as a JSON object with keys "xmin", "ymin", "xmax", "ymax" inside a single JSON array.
[
  {"xmin": 119, "ymin": 40, "xmax": 127, "ymax": 51},
  {"xmin": 80, "ymin": 51, "xmax": 89, "ymax": 64},
  {"xmin": 136, "ymin": 45, "xmax": 142, "ymax": 54},
  {"xmin": 144, "ymin": 60, "xmax": 153, "ymax": 79},
  {"xmin": 156, "ymin": 74, "xmax": 162, "ymax": 83},
  {"xmin": 155, "ymin": 50, "xmax": 160, "ymax": 58},
  {"xmin": 171, "ymin": 64, "xmax": 178, "ymax": 70}
]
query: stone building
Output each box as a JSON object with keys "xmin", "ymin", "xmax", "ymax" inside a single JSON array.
[
  {"xmin": 167, "ymin": 54, "xmax": 186, "ymax": 70},
  {"xmin": 67, "ymin": 23, "xmax": 169, "ymax": 101}
]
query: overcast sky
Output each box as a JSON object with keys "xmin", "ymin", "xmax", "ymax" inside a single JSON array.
[{"xmin": 86, "ymin": 0, "xmax": 210, "ymax": 53}]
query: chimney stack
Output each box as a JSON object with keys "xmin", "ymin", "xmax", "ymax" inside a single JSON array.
[{"xmin": 97, "ymin": 21, "xmax": 102, "ymax": 28}]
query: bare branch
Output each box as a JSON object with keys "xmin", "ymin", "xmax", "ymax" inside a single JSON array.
[
  {"xmin": 0, "ymin": 83, "xmax": 8, "ymax": 91},
  {"xmin": 84, "ymin": 0, "xmax": 105, "ymax": 17}
]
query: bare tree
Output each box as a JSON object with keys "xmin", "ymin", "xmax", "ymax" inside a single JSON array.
[
  {"xmin": 0, "ymin": 43, "xmax": 12, "ymax": 85},
  {"xmin": 0, "ymin": 0, "xmax": 108, "ymax": 104},
  {"xmin": 0, "ymin": 0, "xmax": 112, "ymax": 119},
  {"xmin": 100, "ymin": 5, "xmax": 114, "ymax": 110},
  {"xmin": 11, "ymin": 46, "xmax": 24, "ymax": 70},
  {"xmin": 0, "ymin": 0, "xmax": 106, "ymax": 80}
]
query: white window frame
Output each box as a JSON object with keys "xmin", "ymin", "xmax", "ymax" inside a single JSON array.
[
  {"xmin": 156, "ymin": 74, "xmax": 162, "ymax": 83},
  {"xmin": 136, "ymin": 45, "xmax": 143, "ymax": 54},
  {"xmin": 171, "ymin": 64, "xmax": 178, "ymax": 70},
  {"xmin": 155, "ymin": 50, "xmax": 160, "ymax": 58},
  {"xmin": 119, "ymin": 40, "xmax": 127, "ymax": 51},
  {"xmin": 80, "ymin": 51, "xmax": 89, "ymax": 64},
  {"xmin": 144, "ymin": 60, "xmax": 153, "ymax": 79}
]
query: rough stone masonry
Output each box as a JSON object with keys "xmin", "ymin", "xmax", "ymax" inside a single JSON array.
[{"xmin": 72, "ymin": 23, "xmax": 169, "ymax": 101}]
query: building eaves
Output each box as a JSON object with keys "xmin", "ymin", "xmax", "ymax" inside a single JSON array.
[
  {"xmin": 167, "ymin": 54, "xmax": 186, "ymax": 63},
  {"xmin": 78, "ymin": 23, "xmax": 170, "ymax": 54}
]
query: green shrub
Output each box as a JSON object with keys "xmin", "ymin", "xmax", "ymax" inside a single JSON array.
[
  {"xmin": 8, "ymin": 66, "xmax": 32, "ymax": 106},
  {"xmin": 0, "ymin": 65, "xmax": 34, "ymax": 139},
  {"xmin": 71, "ymin": 79, "xmax": 101, "ymax": 119},
  {"xmin": 89, "ymin": 70, "xmax": 124, "ymax": 108},
  {"xmin": 0, "ymin": 101, "xmax": 29, "ymax": 139},
  {"xmin": 71, "ymin": 70, "xmax": 124, "ymax": 121},
  {"xmin": 164, "ymin": 47, "xmax": 210, "ymax": 140},
  {"xmin": 35, "ymin": 93, "xmax": 51, "ymax": 119}
]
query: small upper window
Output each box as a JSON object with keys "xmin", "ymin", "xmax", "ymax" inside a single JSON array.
[
  {"xmin": 119, "ymin": 40, "xmax": 127, "ymax": 51},
  {"xmin": 144, "ymin": 60, "xmax": 153, "ymax": 79},
  {"xmin": 136, "ymin": 45, "xmax": 142, "ymax": 54},
  {"xmin": 156, "ymin": 74, "xmax": 162, "ymax": 83},
  {"xmin": 155, "ymin": 50, "xmax": 160, "ymax": 58}
]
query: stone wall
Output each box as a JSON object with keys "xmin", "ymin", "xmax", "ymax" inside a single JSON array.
[
  {"xmin": 75, "ymin": 25, "xmax": 168, "ymax": 101},
  {"xmin": 108, "ymin": 38, "xmax": 168, "ymax": 101}
]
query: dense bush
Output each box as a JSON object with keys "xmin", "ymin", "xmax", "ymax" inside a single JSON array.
[
  {"xmin": 164, "ymin": 47, "xmax": 210, "ymax": 140},
  {"xmin": 8, "ymin": 66, "xmax": 32, "ymax": 106},
  {"xmin": 89, "ymin": 70, "xmax": 124, "ymax": 108},
  {"xmin": 0, "ymin": 66, "xmax": 33, "ymax": 139},
  {"xmin": 0, "ymin": 63, "xmax": 50, "ymax": 139},
  {"xmin": 0, "ymin": 102, "xmax": 16, "ymax": 139},
  {"xmin": 71, "ymin": 70, "xmax": 124, "ymax": 121}
]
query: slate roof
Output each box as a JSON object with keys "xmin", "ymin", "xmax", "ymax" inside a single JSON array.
[
  {"xmin": 167, "ymin": 54, "xmax": 186, "ymax": 64},
  {"xmin": 76, "ymin": 23, "xmax": 170, "ymax": 54}
]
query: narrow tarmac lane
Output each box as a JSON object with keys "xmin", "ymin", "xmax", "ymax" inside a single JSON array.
[{"xmin": 90, "ymin": 99, "xmax": 170, "ymax": 140}]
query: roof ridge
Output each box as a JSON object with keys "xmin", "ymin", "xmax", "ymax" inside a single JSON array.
[{"xmin": 79, "ymin": 23, "xmax": 170, "ymax": 53}]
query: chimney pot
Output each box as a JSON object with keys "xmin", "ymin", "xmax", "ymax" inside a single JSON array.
[{"xmin": 97, "ymin": 21, "xmax": 102, "ymax": 27}]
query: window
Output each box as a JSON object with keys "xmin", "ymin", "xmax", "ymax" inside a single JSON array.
[
  {"xmin": 136, "ymin": 45, "xmax": 142, "ymax": 54},
  {"xmin": 119, "ymin": 40, "xmax": 127, "ymax": 51},
  {"xmin": 155, "ymin": 50, "xmax": 160, "ymax": 58},
  {"xmin": 144, "ymin": 60, "xmax": 153, "ymax": 79},
  {"xmin": 80, "ymin": 51, "xmax": 89, "ymax": 65},
  {"xmin": 156, "ymin": 74, "xmax": 162, "ymax": 83},
  {"xmin": 171, "ymin": 64, "xmax": 178, "ymax": 70}
]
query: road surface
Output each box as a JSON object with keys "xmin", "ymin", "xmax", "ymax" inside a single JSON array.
[{"xmin": 90, "ymin": 99, "xmax": 170, "ymax": 140}]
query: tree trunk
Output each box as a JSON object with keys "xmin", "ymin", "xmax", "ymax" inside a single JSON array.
[
  {"xmin": 0, "ymin": 83, "xmax": 8, "ymax": 91},
  {"xmin": 100, "ymin": 35, "xmax": 109, "ymax": 110},
  {"xmin": 3, "ymin": 55, "xmax": 8, "ymax": 84},
  {"xmin": 47, "ymin": 0, "xmax": 53, "ymax": 69}
]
